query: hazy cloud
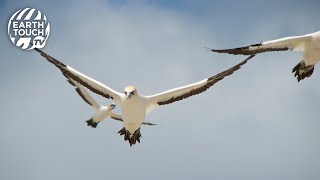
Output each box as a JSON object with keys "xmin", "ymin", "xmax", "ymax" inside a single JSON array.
[{"xmin": 1, "ymin": 0, "xmax": 320, "ymax": 180}]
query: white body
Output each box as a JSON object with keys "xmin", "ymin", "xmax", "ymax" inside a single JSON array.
[
  {"xmin": 118, "ymin": 95, "xmax": 147, "ymax": 133},
  {"xmin": 301, "ymin": 32, "xmax": 320, "ymax": 66}
]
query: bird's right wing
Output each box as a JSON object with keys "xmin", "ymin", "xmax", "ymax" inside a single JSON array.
[
  {"xmin": 209, "ymin": 34, "xmax": 312, "ymax": 55},
  {"xmin": 34, "ymin": 48, "xmax": 122, "ymax": 102}
]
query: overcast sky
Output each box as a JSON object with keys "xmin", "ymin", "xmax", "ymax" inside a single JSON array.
[{"xmin": 1, "ymin": 0, "xmax": 320, "ymax": 180}]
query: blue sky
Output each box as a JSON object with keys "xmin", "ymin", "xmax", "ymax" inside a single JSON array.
[{"xmin": 1, "ymin": 0, "xmax": 320, "ymax": 180}]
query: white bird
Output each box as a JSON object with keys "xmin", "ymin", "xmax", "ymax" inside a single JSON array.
[
  {"xmin": 34, "ymin": 48, "xmax": 256, "ymax": 146},
  {"xmin": 67, "ymin": 78, "xmax": 156, "ymax": 128},
  {"xmin": 208, "ymin": 31, "xmax": 320, "ymax": 81}
]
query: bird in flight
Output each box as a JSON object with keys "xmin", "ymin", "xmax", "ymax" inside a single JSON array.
[
  {"xmin": 208, "ymin": 31, "xmax": 320, "ymax": 82},
  {"xmin": 34, "ymin": 48, "xmax": 256, "ymax": 146},
  {"xmin": 67, "ymin": 78, "xmax": 156, "ymax": 128}
]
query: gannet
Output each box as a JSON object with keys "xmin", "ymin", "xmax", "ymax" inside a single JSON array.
[
  {"xmin": 67, "ymin": 78, "xmax": 156, "ymax": 128},
  {"xmin": 208, "ymin": 31, "xmax": 320, "ymax": 81},
  {"xmin": 34, "ymin": 48, "xmax": 256, "ymax": 146}
]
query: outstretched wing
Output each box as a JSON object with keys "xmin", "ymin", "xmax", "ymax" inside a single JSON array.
[
  {"xmin": 208, "ymin": 34, "xmax": 312, "ymax": 55},
  {"xmin": 146, "ymin": 53, "xmax": 256, "ymax": 113},
  {"xmin": 67, "ymin": 78, "xmax": 101, "ymax": 109},
  {"xmin": 34, "ymin": 48, "xmax": 122, "ymax": 102}
]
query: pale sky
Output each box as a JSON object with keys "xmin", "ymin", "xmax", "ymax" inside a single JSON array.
[{"xmin": 1, "ymin": 0, "xmax": 320, "ymax": 180}]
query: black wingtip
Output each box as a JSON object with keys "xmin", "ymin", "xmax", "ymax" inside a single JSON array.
[
  {"xmin": 206, "ymin": 42, "xmax": 263, "ymax": 55},
  {"xmin": 204, "ymin": 47, "xmax": 213, "ymax": 51},
  {"xmin": 142, "ymin": 122, "xmax": 157, "ymax": 126},
  {"xmin": 67, "ymin": 79, "xmax": 75, "ymax": 86},
  {"xmin": 33, "ymin": 46, "xmax": 67, "ymax": 68},
  {"xmin": 34, "ymin": 47, "xmax": 41, "ymax": 53}
]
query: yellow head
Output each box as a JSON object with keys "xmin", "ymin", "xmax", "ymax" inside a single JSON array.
[{"xmin": 124, "ymin": 85, "xmax": 137, "ymax": 99}]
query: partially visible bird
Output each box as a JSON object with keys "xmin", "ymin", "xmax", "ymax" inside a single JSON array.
[{"xmin": 208, "ymin": 31, "xmax": 320, "ymax": 81}]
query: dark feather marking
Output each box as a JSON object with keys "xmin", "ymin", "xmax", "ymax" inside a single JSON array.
[
  {"xmin": 34, "ymin": 48, "xmax": 113, "ymax": 100},
  {"xmin": 210, "ymin": 43, "xmax": 289, "ymax": 55},
  {"xmin": 34, "ymin": 48, "xmax": 66, "ymax": 67},
  {"xmin": 111, "ymin": 116, "xmax": 122, "ymax": 121},
  {"xmin": 292, "ymin": 61, "xmax": 315, "ymax": 82},
  {"xmin": 142, "ymin": 122, "xmax": 157, "ymax": 126},
  {"xmin": 65, "ymin": 78, "xmax": 93, "ymax": 106},
  {"xmin": 118, "ymin": 127, "xmax": 132, "ymax": 143},
  {"xmin": 86, "ymin": 118, "xmax": 99, "ymax": 128},
  {"xmin": 118, "ymin": 127, "xmax": 142, "ymax": 146},
  {"xmin": 111, "ymin": 116, "xmax": 156, "ymax": 126},
  {"xmin": 157, "ymin": 52, "xmax": 257, "ymax": 105},
  {"xmin": 62, "ymin": 70, "xmax": 113, "ymax": 100},
  {"xmin": 67, "ymin": 79, "xmax": 75, "ymax": 86},
  {"xmin": 75, "ymin": 88, "xmax": 92, "ymax": 106}
]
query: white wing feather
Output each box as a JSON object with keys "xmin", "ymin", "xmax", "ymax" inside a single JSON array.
[{"xmin": 260, "ymin": 35, "xmax": 312, "ymax": 52}]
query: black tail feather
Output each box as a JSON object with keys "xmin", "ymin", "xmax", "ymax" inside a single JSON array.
[
  {"xmin": 86, "ymin": 118, "xmax": 99, "ymax": 128},
  {"xmin": 118, "ymin": 127, "xmax": 131, "ymax": 142},
  {"xmin": 118, "ymin": 127, "xmax": 141, "ymax": 146},
  {"xmin": 292, "ymin": 61, "xmax": 314, "ymax": 82}
]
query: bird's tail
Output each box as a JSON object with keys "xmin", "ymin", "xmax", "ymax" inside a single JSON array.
[
  {"xmin": 292, "ymin": 61, "xmax": 314, "ymax": 82},
  {"xmin": 118, "ymin": 127, "xmax": 141, "ymax": 146},
  {"xmin": 86, "ymin": 118, "xmax": 99, "ymax": 128}
]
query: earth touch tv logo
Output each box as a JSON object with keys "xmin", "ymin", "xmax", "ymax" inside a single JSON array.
[{"xmin": 8, "ymin": 7, "xmax": 50, "ymax": 50}]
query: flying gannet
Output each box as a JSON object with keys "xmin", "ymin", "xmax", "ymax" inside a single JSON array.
[
  {"xmin": 67, "ymin": 78, "xmax": 156, "ymax": 128},
  {"xmin": 208, "ymin": 31, "xmax": 320, "ymax": 81},
  {"xmin": 34, "ymin": 48, "xmax": 256, "ymax": 146}
]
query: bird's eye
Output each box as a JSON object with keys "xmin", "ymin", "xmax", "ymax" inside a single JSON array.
[
  {"xmin": 124, "ymin": 91, "xmax": 127, "ymax": 95},
  {"xmin": 131, "ymin": 92, "xmax": 135, "ymax": 95}
]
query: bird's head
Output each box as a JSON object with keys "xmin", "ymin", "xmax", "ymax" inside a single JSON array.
[
  {"xmin": 110, "ymin": 103, "xmax": 116, "ymax": 109},
  {"xmin": 124, "ymin": 85, "xmax": 137, "ymax": 99}
]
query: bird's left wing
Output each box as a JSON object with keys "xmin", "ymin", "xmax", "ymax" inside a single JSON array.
[
  {"xmin": 34, "ymin": 48, "xmax": 122, "ymax": 102},
  {"xmin": 110, "ymin": 113, "xmax": 123, "ymax": 122},
  {"xmin": 146, "ymin": 53, "xmax": 256, "ymax": 113}
]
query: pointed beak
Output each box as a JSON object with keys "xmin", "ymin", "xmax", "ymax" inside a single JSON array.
[{"xmin": 126, "ymin": 93, "xmax": 132, "ymax": 99}]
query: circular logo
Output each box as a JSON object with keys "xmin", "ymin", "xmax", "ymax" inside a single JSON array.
[{"xmin": 8, "ymin": 8, "xmax": 50, "ymax": 50}]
